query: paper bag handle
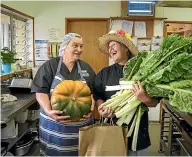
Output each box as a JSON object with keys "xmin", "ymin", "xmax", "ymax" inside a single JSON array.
[{"xmin": 99, "ymin": 117, "xmax": 114, "ymax": 126}]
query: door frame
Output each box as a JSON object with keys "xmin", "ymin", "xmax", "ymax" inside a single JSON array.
[{"xmin": 65, "ymin": 18, "xmax": 110, "ymax": 34}]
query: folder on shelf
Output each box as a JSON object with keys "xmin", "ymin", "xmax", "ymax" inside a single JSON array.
[{"xmin": 52, "ymin": 44, "xmax": 57, "ymax": 57}]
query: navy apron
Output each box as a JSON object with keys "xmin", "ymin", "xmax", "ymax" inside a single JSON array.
[{"xmin": 39, "ymin": 57, "xmax": 94, "ymax": 156}]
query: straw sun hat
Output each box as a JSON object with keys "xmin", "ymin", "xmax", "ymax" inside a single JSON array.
[{"xmin": 98, "ymin": 30, "xmax": 138, "ymax": 56}]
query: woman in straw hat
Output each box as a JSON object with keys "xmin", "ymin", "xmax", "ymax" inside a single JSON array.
[
  {"xmin": 93, "ymin": 30, "xmax": 159, "ymax": 156},
  {"xmin": 32, "ymin": 33, "xmax": 95, "ymax": 156}
]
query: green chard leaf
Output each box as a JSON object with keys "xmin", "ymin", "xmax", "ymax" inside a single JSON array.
[
  {"xmin": 144, "ymin": 53, "xmax": 192, "ymax": 85},
  {"xmin": 131, "ymin": 35, "xmax": 192, "ymax": 81},
  {"xmin": 155, "ymin": 80, "xmax": 192, "ymax": 113},
  {"xmin": 121, "ymin": 51, "xmax": 147, "ymax": 81}
]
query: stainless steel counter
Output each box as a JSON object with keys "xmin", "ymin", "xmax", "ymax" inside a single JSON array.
[{"xmin": 1, "ymin": 93, "xmax": 36, "ymax": 123}]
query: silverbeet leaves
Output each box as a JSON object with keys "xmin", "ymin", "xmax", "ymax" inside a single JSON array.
[{"xmin": 122, "ymin": 34, "xmax": 192, "ymax": 113}]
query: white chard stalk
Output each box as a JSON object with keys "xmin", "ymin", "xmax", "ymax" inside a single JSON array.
[{"xmin": 101, "ymin": 81, "xmax": 146, "ymax": 152}]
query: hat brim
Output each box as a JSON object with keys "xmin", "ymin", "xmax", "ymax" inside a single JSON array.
[{"xmin": 98, "ymin": 34, "xmax": 138, "ymax": 56}]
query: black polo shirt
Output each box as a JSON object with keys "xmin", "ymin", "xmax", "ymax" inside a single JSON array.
[
  {"xmin": 93, "ymin": 63, "xmax": 151, "ymax": 151},
  {"xmin": 31, "ymin": 57, "xmax": 96, "ymax": 94}
]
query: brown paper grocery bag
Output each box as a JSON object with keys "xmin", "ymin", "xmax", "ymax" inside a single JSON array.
[{"xmin": 79, "ymin": 123, "xmax": 128, "ymax": 156}]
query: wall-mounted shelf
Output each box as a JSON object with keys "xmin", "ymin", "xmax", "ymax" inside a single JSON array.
[
  {"xmin": 0, "ymin": 68, "xmax": 32, "ymax": 80},
  {"xmin": 137, "ymin": 37, "xmax": 152, "ymax": 40},
  {"xmin": 167, "ymin": 31, "xmax": 184, "ymax": 36},
  {"xmin": 110, "ymin": 16, "xmax": 167, "ymax": 21},
  {"xmin": 110, "ymin": 16, "xmax": 167, "ymax": 38}
]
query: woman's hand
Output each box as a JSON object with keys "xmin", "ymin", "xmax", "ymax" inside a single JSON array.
[
  {"xmin": 45, "ymin": 109, "xmax": 71, "ymax": 123},
  {"xmin": 98, "ymin": 104, "xmax": 113, "ymax": 118},
  {"xmin": 36, "ymin": 93, "xmax": 71, "ymax": 123},
  {"xmin": 80, "ymin": 95, "xmax": 95, "ymax": 121},
  {"xmin": 79, "ymin": 112, "xmax": 92, "ymax": 122},
  {"xmin": 132, "ymin": 81, "xmax": 158, "ymax": 107},
  {"xmin": 132, "ymin": 81, "xmax": 150, "ymax": 103}
]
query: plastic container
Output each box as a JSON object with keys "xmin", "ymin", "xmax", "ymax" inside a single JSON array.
[
  {"xmin": 2, "ymin": 64, "xmax": 11, "ymax": 74},
  {"xmin": 27, "ymin": 109, "xmax": 40, "ymax": 121},
  {"xmin": 15, "ymin": 109, "xmax": 28, "ymax": 123},
  {"xmin": 1, "ymin": 119, "xmax": 18, "ymax": 139}
]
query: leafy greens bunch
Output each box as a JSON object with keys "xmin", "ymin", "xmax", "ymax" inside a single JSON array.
[{"xmin": 102, "ymin": 34, "xmax": 192, "ymax": 151}]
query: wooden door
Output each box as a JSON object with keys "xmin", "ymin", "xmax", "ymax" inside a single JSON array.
[
  {"xmin": 66, "ymin": 18, "xmax": 109, "ymax": 120},
  {"xmin": 66, "ymin": 18, "xmax": 109, "ymax": 73}
]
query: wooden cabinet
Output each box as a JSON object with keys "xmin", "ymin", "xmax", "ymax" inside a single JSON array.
[{"xmin": 165, "ymin": 22, "xmax": 192, "ymax": 37}]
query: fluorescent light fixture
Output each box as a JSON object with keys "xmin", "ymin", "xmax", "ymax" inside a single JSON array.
[
  {"xmin": 129, "ymin": 1, "xmax": 153, "ymax": 4},
  {"xmin": 129, "ymin": 10, "xmax": 152, "ymax": 12}
]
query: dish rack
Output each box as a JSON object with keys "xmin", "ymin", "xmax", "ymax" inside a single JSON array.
[
  {"xmin": 159, "ymin": 103, "xmax": 182, "ymax": 156},
  {"xmin": 12, "ymin": 18, "xmax": 34, "ymax": 69}
]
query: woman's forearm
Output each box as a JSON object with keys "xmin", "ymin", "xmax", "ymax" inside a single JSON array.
[
  {"xmin": 36, "ymin": 93, "xmax": 52, "ymax": 113},
  {"xmin": 143, "ymin": 97, "xmax": 158, "ymax": 107}
]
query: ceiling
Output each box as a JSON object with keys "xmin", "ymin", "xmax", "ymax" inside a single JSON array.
[
  {"xmin": 1, "ymin": 1, "xmax": 192, "ymax": 18},
  {"xmin": 156, "ymin": 1, "xmax": 192, "ymax": 8},
  {"xmin": 1, "ymin": 1, "xmax": 66, "ymax": 17}
]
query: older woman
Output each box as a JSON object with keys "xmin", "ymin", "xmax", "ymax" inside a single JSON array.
[
  {"xmin": 93, "ymin": 30, "xmax": 159, "ymax": 156},
  {"xmin": 32, "ymin": 33, "xmax": 95, "ymax": 156}
]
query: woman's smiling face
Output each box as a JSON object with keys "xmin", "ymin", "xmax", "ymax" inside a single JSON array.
[
  {"xmin": 108, "ymin": 41, "xmax": 128, "ymax": 64},
  {"xmin": 64, "ymin": 37, "xmax": 84, "ymax": 61}
]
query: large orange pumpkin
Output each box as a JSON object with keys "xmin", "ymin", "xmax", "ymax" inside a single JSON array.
[{"xmin": 51, "ymin": 80, "xmax": 92, "ymax": 121}]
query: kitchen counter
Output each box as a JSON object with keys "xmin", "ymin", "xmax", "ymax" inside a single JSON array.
[
  {"xmin": 1, "ymin": 93, "xmax": 39, "ymax": 153},
  {"xmin": 1, "ymin": 93, "xmax": 36, "ymax": 123}
]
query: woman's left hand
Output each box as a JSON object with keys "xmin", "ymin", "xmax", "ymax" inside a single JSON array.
[
  {"xmin": 132, "ymin": 81, "xmax": 158, "ymax": 107},
  {"xmin": 131, "ymin": 81, "xmax": 150, "ymax": 103}
]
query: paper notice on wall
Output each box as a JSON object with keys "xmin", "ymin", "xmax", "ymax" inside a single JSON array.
[
  {"xmin": 122, "ymin": 20, "xmax": 133, "ymax": 36},
  {"xmin": 48, "ymin": 28, "xmax": 62, "ymax": 42},
  {"xmin": 111, "ymin": 20, "xmax": 122, "ymax": 31},
  {"xmin": 134, "ymin": 21, "xmax": 147, "ymax": 38},
  {"xmin": 154, "ymin": 20, "xmax": 164, "ymax": 37},
  {"xmin": 35, "ymin": 40, "xmax": 49, "ymax": 61}
]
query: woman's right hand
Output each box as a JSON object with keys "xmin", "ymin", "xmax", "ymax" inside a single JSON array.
[
  {"xmin": 98, "ymin": 104, "xmax": 113, "ymax": 118},
  {"xmin": 46, "ymin": 109, "xmax": 71, "ymax": 123}
]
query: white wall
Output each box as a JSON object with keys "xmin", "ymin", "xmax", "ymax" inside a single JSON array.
[
  {"xmin": 34, "ymin": 1, "xmax": 121, "ymax": 41},
  {"xmin": 156, "ymin": 7, "xmax": 192, "ymax": 21},
  {"xmin": 33, "ymin": 1, "xmax": 120, "ymax": 66}
]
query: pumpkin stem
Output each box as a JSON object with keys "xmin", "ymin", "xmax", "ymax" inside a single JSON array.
[{"xmin": 71, "ymin": 97, "xmax": 76, "ymax": 101}]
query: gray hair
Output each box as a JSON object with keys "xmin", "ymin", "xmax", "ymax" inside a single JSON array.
[{"xmin": 58, "ymin": 33, "xmax": 81, "ymax": 56}]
